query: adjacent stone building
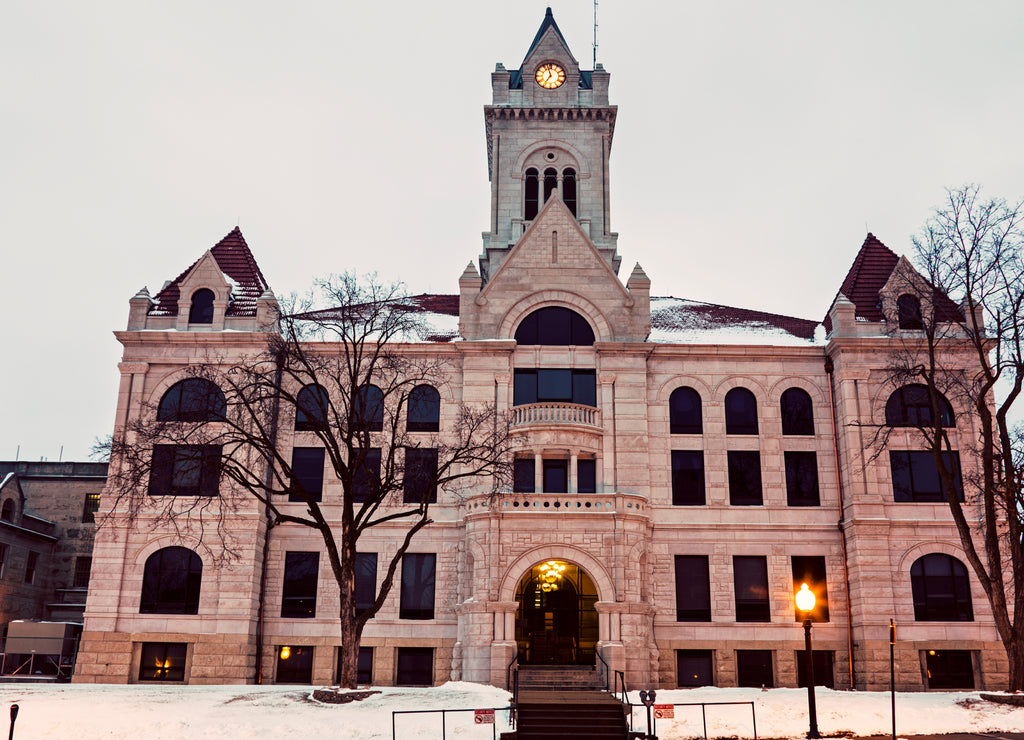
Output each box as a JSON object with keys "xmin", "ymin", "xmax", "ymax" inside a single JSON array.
[{"xmin": 76, "ymin": 9, "xmax": 1002, "ymax": 691}]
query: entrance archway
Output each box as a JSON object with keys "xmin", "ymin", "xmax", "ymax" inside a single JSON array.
[{"xmin": 514, "ymin": 561, "xmax": 599, "ymax": 665}]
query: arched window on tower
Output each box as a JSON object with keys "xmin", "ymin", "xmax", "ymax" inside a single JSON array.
[
  {"xmin": 407, "ymin": 385, "xmax": 440, "ymax": 433},
  {"xmin": 563, "ymin": 168, "xmax": 577, "ymax": 217},
  {"xmin": 140, "ymin": 546, "xmax": 202, "ymax": 614},
  {"xmin": 157, "ymin": 378, "xmax": 226, "ymax": 422},
  {"xmin": 910, "ymin": 553, "xmax": 973, "ymax": 621},
  {"xmin": 543, "ymin": 168, "xmax": 558, "ymax": 203},
  {"xmin": 885, "ymin": 384, "xmax": 955, "ymax": 428},
  {"xmin": 188, "ymin": 289, "xmax": 215, "ymax": 324},
  {"xmin": 296, "ymin": 384, "xmax": 330, "ymax": 431},
  {"xmin": 897, "ymin": 294, "xmax": 924, "ymax": 330},
  {"xmin": 514, "ymin": 306, "xmax": 595, "ymax": 345},
  {"xmin": 524, "ymin": 168, "xmax": 539, "ymax": 220}
]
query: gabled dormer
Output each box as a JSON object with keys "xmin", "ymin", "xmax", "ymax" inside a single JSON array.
[{"xmin": 126, "ymin": 227, "xmax": 277, "ymax": 332}]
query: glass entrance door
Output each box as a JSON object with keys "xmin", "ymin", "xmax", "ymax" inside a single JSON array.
[{"xmin": 514, "ymin": 561, "xmax": 598, "ymax": 665}]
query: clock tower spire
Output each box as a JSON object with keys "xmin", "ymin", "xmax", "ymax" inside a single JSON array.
[{"xmin": 480, "ymin": 7, "xmax": 618, "ymax": 280}]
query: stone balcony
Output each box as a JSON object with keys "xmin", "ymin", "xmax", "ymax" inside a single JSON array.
[
  {"xmin": 511, "ymin": 402, "xmax": 601, "ymax": 430},
  {"xmin": 461, "ymin": 491, "xmax": 648, "ymax": 518}
]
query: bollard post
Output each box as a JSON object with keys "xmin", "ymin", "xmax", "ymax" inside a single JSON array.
[{"xmin": 9, "ymin": 704, "xmax": 19, "ymax": 740}]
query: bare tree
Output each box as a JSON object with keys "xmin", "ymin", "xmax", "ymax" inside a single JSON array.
[
  {"xmin": 880, "ymin": 185, "xmax": 1024, "ymax": 688},
  {"xmin": 104, "ymin": 273, "xmax": 512, "ymax": 688}
]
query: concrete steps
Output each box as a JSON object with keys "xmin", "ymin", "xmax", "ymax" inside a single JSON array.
[
  {"xmin": 516, "ymin": 690, "xmax": 628, "ymax": 740},
  {"xmin": 516, "ymin": 665, "xmax": 604, "ymax": 691}
]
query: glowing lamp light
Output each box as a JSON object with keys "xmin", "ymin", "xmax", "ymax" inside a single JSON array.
[
  {"xmin": 795, "ymin": 583, "xmax": 816, "ymax": 613},
  {"xmin": 280, "ymin": 646, "xmax": 291, "ymax": 660}
]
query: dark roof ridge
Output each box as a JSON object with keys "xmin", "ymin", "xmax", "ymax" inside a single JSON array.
[
  {"xmin": 522, "ymin": 7, "xmax": 573, "ymax": 69},
  {"xmin": 653, "ymin": 295, "xmax": 818, "ymax": 325}
]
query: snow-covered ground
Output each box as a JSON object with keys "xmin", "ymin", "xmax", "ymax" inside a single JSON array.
[{"xmin": 2, "ymin": 682, "xmax": 1024, "ymax": 739}]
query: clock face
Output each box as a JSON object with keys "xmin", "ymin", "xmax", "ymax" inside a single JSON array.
[{"xmin": 535, "ymin": 63, "xmax": 565, "ymax": 89}]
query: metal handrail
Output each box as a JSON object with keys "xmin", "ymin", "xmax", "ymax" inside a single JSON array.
[
  {"xmin": 506, "ymin": 651, "xmax": 519, "ymax": 730},
  {"xmin": 505, "ymin": 652, "xmax": 518, "ymax": 691},
  {"xmin": 595, "ymin": 650, "xmax": 610, "ymax": 692},
  {"xmin": 614, "ymin": 670, "xmax": 628, "ymax": 703}
]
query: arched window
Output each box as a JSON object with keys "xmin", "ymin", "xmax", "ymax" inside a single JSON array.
[
  {"xmin": 188, "ymin": 289, "xmax": 215, "ymax": 324},
  {"xmin": 0, "ymin": 498, "xmax": 14, "ymax": 522},
  {"xmin": 295, "ymin": 384, "xmax": 330, "ymax": 431},
  {"xmin": 514, "ymin": 307, "xmax": 595, "ymax": 346},
  {"xmin": 885, "ymin": 385, "xmax": 955, "ymax": 428},
  {"xmin": 157, "ymin": 378, "xmax": 226, "ymax": 422},
  {"xmin": 910, "ymin": 553, "xmax": 973, "ymax": 621},
  {"xmin": 543, "ymin": 168, "xmax": 557, "ymax": 203},
  {"xmin": 407, "ymin": 385, "xmax": 440, "ymax": 433},
  {"xmin": 781, "ymin": 388, "xmax": 814, "ymax": 435},
  {"xmin": 725, "ymin": 387, "xmax": 758, "ymax": 435},
  {"xmin": 897, "ymin": 294, "xmax": 924, "ymax": 330},
  {"xmin": 354, "ymin": 384, "xmax": 384, "ymax": 432},
  {"xmin": 140, "ymin": 546, "xmax": 202, "ymax": 614},
  {"xmin": 563, "ymin": 168, "xmax": 577, "ymax": 216},
  {"xmin": 669, "ymin": 387, "xmax": 702, "ymax": 434},
  {"xmin": 524, "ymin": 168, "xmax": 539, "ymax": 220}
]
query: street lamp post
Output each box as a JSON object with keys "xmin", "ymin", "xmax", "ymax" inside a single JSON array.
[{"xmin": 796, "ymin": 583, "xmax": 822, "ymax": 739}]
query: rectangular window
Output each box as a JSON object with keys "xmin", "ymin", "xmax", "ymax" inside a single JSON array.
[
  {"xmin": 925, "ymin": 649, "xmax": 975, "ymax": 689},
  {"xmin": 512, "ymin": 369, "xmax": 596, "ymax": 407},
  {"xmin": 577, "ymin": 459, "xmax": 597, "ymax": 493},
  {"xmin": 736, "ymin": 649, "xmax": 774, "ymax": 688},
  {"xmin": 82, "ymin": 492, "xmax": 101, "ymax": 523},
  {"xmin": 677, "ymin": 649, "xmax": 714, "ymax": 687},
  {"xmin": 276, "ymin": 645, "xmax": 313, "ymax": 684},
  {"xmin": 785, "ymin": 451, "xmax": 820, "ymax": 506},
  {"xmin": 728, "ymin": 451, "xmax": 763, "ymax": 506},
  {"xmin": 791, "ymin": 556, "xmax": 829, "ymax": 622},
  {"xmin": 400, "ymin": 553, "xmax": 436, "ymax": 620},
  {"xmin": 396, "ymin": 647, "xmax": 433, "ymax": 686},
  {"xmin": 355, "ymin": 552, "xmax": 377, "ymax": 616},
  {"xmin": 797, "ymin": 650, "xmax": 834, "ymax": 689},
  {"xmin": 73, "ymin": 556, "xmax": 92, "ymax": 589},
  {"xmin": 358, "ymin": 646, "xmax": 373, "ymax": 684},
  {"xmin": 290, "ymin": 447, "xmax": 325, "ymax": 503},
  {"xmin": 543, "ymin": 459, "xmax": 568, "ymax": 493},
  {"xmin": 149, "ymin": 444, "xmax": 221, "ymax": 496},
  {"xmin": 674, "ymin": 555, "xmax": 711, "ymax": 621},
  {"xmin": 734, "ymin": 555, "xmax": 770, "ymax": 622},
  {"xmin": 0, "ymin": 543, "xmax": 7, "ymax": 579},
  {"xmin": 513, "ymin": 458, "xmax": 535, "ymax": 493},
  {"xmin": 24, "ymin": 551, "xmax": 39, "ymax": 585},
  {"xmin": 403, "ymin": 448, "xmax": 438, "ymax": 504},
  {"xmin": 281, "ymin": 552, "xmax": 319, "ymax": 618},
  {"xmin": 890, "ymin": 451, "xmax": 964, "ymax": 502},
  {"xmin": 353, "ymin": 448, "xmax": 382, "ymax": 503},
  {"xmin": 139, "ymin": 642, "xmax": 188, "ymax": 681},
  {"xmin": 671, "ymin": 450, "xmax": 705, "ymax": 505}
]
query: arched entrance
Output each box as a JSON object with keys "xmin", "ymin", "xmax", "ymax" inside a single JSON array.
[{"xmin": 514, "ymin": 560, "xmax": 599, "ymax": 665}]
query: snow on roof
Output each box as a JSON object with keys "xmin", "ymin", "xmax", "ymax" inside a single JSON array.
[{"xmin": 649, "ymin": 297, "xmax": 822, "ymax": 347}]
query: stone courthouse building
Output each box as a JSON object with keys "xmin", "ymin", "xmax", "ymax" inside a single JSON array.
[{"xmin": 76, "ymin": 10, "xmax": 1003, "ymax": 691}]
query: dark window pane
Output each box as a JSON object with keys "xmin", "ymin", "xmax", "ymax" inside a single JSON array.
[
  {"xmin": 188, "ymin": 289, "xmax": 215, "ymax": 324},
  {"xmin": 358, "ymin": 646, "xmax": 373, "ymax": 684},
  {"xmin": 157, "ymin": 379, "xmax": 226, "ymax": 422},
  {"xmin": 352, "ymin": 448, "xmax": 382, "ymax": 503},
  {"xmin": 885, "ymin": 384, "xmax": 955, "ymax": 428},
  {"xmin": 898, "ymin": 294, "xmax": 924, "ymax": 330},
  {"xmin": 572, "ymin": 370, "xmax": 597, "ymax": 406},
  {"xmin": 24, "ymin": 552, "xmax": 38, "ymax": 584},
  {"xmin": 513, "ymin": 370, "xmax": 538, "ymax": 405},
  {"xmin": 781, "ymin": 388, "xmax": 814, "ymax": 435},
  {"xmin": 677, "ymin": 650, "xmax": 714, "ymax": 687},
  {"xmin": 355, "ymin": 553, "xmax": 377, "ymax": 615},
  {"xmin": 563, "ymin": 168, "xmax": 577, "ymax": 217},
  {"xmin": 672, "ymin": 450, "xmax": 705, "ymax": 505},
  {"xmin": 396, "ymin": 647, "xmax": 433, "ymax": 686},
  {"xmin": 82, "ymin": 492, "xmax": 100, "ymax": 523},
  {"xmin": 403, "ymin": 448, "xmax": 438, "ymax": 504},
  {"xmin": 407, "ymin": 385, "xmax": 440, "ymax": 432},
  {"xmin": 514, "ymin": 307, "xmax": 595, "ymax": 346},
  {"xmin": 670, "ymin": 387, "xmax": 702, "ymax": 434},
  {"xmin": 276, "ymin": 645, "xmax": 313, "ymax": 684},
  {"xmin": 524, "ymin": 168, "xmax": 539, "ymax": 221},
  {"xmin": 725, "ymin": 388, "xmax": 758, "ymax": 435},
  {"xmin": 911, "ymin": 554, "xmax": 973, "ymax": 621},
  {"xmin": 400, "ymin": 553, "xmax": 436, "ymax": 620},
  {"xmin": 734, "ymin": 556, "xmax": 770, "ymax": 622},
  {"xmin": 890, "ymin": 451, "xmax": 963, "ymax": 502},
  {"xmin": 728, "ymin": 451, "xmax": 762, "ymax": 506},
  {"xmin": 513, "ymin": 458, "xmax": 536, "ymax": 493},
  {"xmin": 537, "ymin": 369, "xmax": 572, "ymax": 401},
  {"xmin": 797, "ymin": 650, "xmax": 834, "ymax": 689},
  {"xmin": 296, "ymin": 384, "xmax": 330, "ymax": 431},
  {"xmin": 543, "ymin": 459, "xmax": 568, "ymax": 493},
  {"xmin": 736, "ymin": 650, "xmax": 773, "ymax": 688},
  {"xmin": 925, "ymin": 649, "xmax": 975, "ymax": 689},
  {"xmin": 513, "ymin": 368, "xmax": 596, "ymax": 406},
  {"xmin": 791, "ymin": 556, "xmax": 829, "ymax": 622},
  {"xmin": 577, "ymin": 459, "xmax": 596, "ymax": 493},
  {"xmin": 543, "ymin": 167, "xmax": 557, "ymax": 202},
  {"xmin": 354, "ymin": 384, "xmax": 384, "ymax": 432},
  {"xmin": 675, "ymin": 555, "xmax": 711, "ymax": 621},
  {"xmin": 282, "ymin": 552, "xmax": 318, "ymax": 618},
  {"xmin": 785, "ymin": 451, "xmax": 820, "ymax": 506},
  {"xmin": 139, "ymin": 642, "xmax": 187, "ymax": 681},
  {"xmin": 290, "ymin": 447, "xmax": 325, "ymax": 503},
  {"xmin": 73, "ymin": 556, "xmax": 92, "ymax": 589},
  {"xmin": 149, "ymin": 445, "xmax": 221, "ymax": 497},
  {"xmin": 140, "ymin": 546, "xmax": 202, "ymax": 614}
]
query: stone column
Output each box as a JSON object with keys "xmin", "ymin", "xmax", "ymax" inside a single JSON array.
[{"xmin": 488, "ymin": 601, "xmax": 520, "ymax": 688}]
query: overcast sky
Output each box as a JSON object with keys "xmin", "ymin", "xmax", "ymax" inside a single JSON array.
[{"xmin": 2, "ymin": 1, "xmax": 1022, "ymax": 462}]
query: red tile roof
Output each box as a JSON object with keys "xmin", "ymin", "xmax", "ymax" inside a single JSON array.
[
  {"xmin": 149, "ymin": 227, "xmax": 270, "ymax": 317},
  {"xmin": 822, "ymin": 233, "xmax": 962, "ymax": 332}
]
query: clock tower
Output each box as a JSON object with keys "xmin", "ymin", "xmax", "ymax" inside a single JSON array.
[{"xmin": 480, "ymin": 7, "xmax": 619, "ymax": 280}]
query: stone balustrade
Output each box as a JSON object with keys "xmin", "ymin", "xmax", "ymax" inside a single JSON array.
[
  {"xmin": 461, "ymin": 491, "xmax": 648, "ymax": 516},
  {"xmin": 511, "ymin": 402, "xmax": 601, "ymax": 428}
]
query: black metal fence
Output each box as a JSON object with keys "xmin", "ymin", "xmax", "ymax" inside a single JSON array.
[
  {"xmin": 625, "ymin": 699, "xmax": 757, "ymax": 740},
  {"xmin": 391, "ymin": 706, "xmax": 513, "ymax": 740}
]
